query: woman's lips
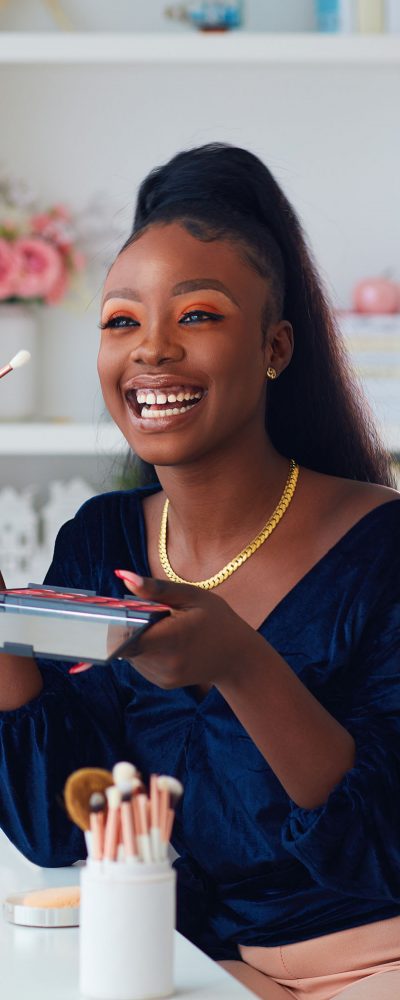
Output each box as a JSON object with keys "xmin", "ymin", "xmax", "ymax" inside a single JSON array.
[{"xmin": 125, "ymin": 388, "xmax": 206, "ymax": 430}]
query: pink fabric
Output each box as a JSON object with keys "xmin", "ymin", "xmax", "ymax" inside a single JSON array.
[{"xmin": 219, "ymin": 916, "xmax": 400, "ymax": 999}]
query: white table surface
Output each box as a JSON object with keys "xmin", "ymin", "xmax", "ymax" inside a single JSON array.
[{"xmin": 0, "ymin": 830, "xmax": 255, "ymax": 999}]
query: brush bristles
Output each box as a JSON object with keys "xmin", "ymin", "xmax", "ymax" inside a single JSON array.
[
  {"xmin": 157, "ymin": 776, "xmax": 184, "ymax": 798},
  {"xmin": 9, "ymin": 349, "xmax": 31, "ymax": 369},
  {"xmin": 105, "ymin": 785, "xmax": 121, "ymax": 810},
  {"xmin": 130, "ymin": 776, "xmax": 145, "ymax": 794},
  {"xmin": 89, "ymin": 792, "xmax": 106, "ymax": 813},
  {"xmin": 112, "ymin": 761, "xmax": 138, "ymax": 785}
]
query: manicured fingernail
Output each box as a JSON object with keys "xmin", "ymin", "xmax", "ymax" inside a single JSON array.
[
  {"xmin": 69, "ymin": 662, "xmax": 93, "ymax": 675},
  {"xmin": 114, "ymin": 569, "xmax": 144, "ymax": 586}
]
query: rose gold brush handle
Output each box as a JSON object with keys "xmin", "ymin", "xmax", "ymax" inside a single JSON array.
[
  {"xmin": 121, "ymin": 799, "xmax": 139, "ymax": 861},
  {"xmin": 89, "ymin": 810, "xmax": 105, "ymax": 861}
]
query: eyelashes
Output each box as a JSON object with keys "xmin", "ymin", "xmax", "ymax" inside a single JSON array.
[
  {"xmin": 98, "ymin": 315, "xmax": 139, "ymax": 331},
  {"xmin": 98, "ymin": 309, "xmax": 224, "ymax": 331},
  {"xmin": 179, "ymin": 309, "xmax": 224, "ymax": 325}
]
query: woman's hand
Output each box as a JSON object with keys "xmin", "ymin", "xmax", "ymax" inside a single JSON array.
[{"xmin": 113, "ymin": 569, "xmax": 264, "ymax": 690}]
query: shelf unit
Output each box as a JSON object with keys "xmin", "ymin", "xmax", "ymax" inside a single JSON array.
[{"xmin": 0, "ymin": 31, "xmax": 399, "ymax": 64}]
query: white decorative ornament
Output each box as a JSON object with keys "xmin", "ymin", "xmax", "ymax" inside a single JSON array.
[
  {"xmin": 41, "ymin": 478, "xmax": 94, "ymax": 558},
  {"xmin": 0, "ymin": 487, "xmax": 38, "ymax": 583}
]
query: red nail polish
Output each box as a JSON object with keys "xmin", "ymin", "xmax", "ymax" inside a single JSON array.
[
  {"xmin": 69, "ymin": 661, "xmax": 93, "ymax": 675},
  {"xmin": 114, "ymin": 569, "xmax": 144, "ymax": 586}
]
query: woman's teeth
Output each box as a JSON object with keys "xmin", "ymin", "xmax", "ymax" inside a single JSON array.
[
  {"xmin": 133, "ymin": 386, "xmax": 204, "ymax": 421},
  {"xmin": 141, "ymin": 401, "xmax": 198, "ymax": 419},
  {"xmin": 136, "ymin": 389, "xmax": 202, "ymax": 405}
]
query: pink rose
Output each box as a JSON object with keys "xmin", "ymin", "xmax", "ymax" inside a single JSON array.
[
  {"xmin": 69, "ymin": 248, "xmax": 86, "ymax": 272},
  {"xmin": 31, "ymin": 213, "xmax": 53, "ymax": 235},
  {"xmin": 31, "ymin": 214, "xmax": 75, "ymax": 251},
  {"xmin": 44, "ymin": 265, "xmax": 70, "ymax": 304},
  {"xmin": 0, "ymin": 239, "xmax": 20, "ymax": 300},
  {"xmin": 52, "ymin": 204, "xmax": 71, "ymax": 221},
  {"xmin": 13, "ymin": 237, "xmax": 64, "ymax": 299}
]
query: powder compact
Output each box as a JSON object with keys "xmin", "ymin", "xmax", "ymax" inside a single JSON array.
[
  {"xmin": 0, "ymin": 584, "xmax": 169, "ymax": 665},
  {"xmin": 3, "ymin": 885, "xmax": 80, "ymax": 927}
]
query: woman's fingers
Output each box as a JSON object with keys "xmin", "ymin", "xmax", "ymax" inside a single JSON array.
[{"xmin": 114, "ymin": 569, "xmax": 204, "ymax": 610}]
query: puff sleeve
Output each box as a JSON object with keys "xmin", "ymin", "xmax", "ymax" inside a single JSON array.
[
  {"xmin": 0, "ymin": 506, "xmax": 135, "ymax": 867},
  {"xmin": 281, "ymin": 563, "xmax": 400, "ymax": 903}
]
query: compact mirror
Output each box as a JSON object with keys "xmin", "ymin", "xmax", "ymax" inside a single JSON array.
[{"xmin": 0, "ymin": 585, "xmax": 169, "ymax": 665}]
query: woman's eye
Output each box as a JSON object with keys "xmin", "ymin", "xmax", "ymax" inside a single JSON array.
[
  {"xmin": 99, "ymin": 315, "xmax": 140, "ymax": 330},
  {"xmin": 179, "ymin": 310, "xmax": 224, "ymax": 325}
]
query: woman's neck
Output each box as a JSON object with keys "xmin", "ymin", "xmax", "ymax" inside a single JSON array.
[{"xmin": 154, "ymin": 432, "xmax": 292, "ymax": 567}]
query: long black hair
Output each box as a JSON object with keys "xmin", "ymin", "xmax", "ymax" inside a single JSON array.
[{"xmin": 118, "ymin": 143, "xmax": 395, "ymax": 488}]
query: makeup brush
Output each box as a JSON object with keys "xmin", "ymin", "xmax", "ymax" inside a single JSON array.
[
  {"xmin": 0, "ymin": 349, "xmax": 31, "ymax": 380},
  {"xmin": 103, "ymin": 785, "xmax": 122, "ymax": 862},
  {"xmin": 112, "ymin": 763, "xmax": 140, "ymax": 863},
  {"xmin": 89, "ymin": 791, "xmax": 106, "ymax": 861},
  {"xmin": 133, "ymin": 793, "xmax": 153, "ymax": 864},
  {"xmin": 157, "ymin": 776, "xmax": 183, "ymax": 859},
  {"xmin": 150, "ymin": 774, "xmax": 162, "ymax": 862}
]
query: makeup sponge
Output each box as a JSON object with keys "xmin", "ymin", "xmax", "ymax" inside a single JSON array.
[
  {"xmin": 22, "ymin": 886, "xmax": 80, "ymax": 908},
  {"xmin": 64, "ymin": 767, "xmax": 113, "ymax": 831}
]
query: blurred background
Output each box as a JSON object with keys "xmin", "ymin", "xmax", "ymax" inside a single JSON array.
[{"xmin": 0, "ymin": 1, "xmax": 399, "ymax": 583}]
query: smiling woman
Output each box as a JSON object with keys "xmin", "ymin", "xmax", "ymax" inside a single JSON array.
[{"xmin": 0, "ymin": 144, "xmax": 400, "ymax": 1000}]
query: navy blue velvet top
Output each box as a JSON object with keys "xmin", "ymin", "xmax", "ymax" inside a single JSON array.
[{"xmin": 1, "ymin": 486, "xmax": 400, "ymax": 961}]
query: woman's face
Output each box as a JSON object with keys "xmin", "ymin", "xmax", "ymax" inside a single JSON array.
[{"xmin": 98, "ymin": 222, "xmax": 292, "ymax": 468}]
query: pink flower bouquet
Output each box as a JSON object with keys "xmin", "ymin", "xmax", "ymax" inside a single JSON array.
[{"xmin": 0, "ymin": 181, "xmax": 86, "ymax": 305}]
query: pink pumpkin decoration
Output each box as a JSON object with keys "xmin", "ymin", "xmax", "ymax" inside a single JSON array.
[{"xmin": 353, "ymin": 278, "xmax": 400, "ymax": 314}]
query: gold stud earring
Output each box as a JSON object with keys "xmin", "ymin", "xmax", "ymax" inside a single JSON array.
[{"xmin": 266, "ymin": 367, "xmax": 277, "ymax": 380}]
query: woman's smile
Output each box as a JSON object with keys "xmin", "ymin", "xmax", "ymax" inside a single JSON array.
[{"xmin": 124, "ymin": 379, "xmax": 208, "ymax": 432}]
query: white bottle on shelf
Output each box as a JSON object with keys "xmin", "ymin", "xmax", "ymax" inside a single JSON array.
[
  {"xmin": 385, "ymin": 0, "xmax": 400, "ymax": 32},
  {"xmin": 356, "ymin": 0, "xmax": 385, "ymax": 32},
  {"xmin": 339, "ymin": 0, "xmax": 356, "ymax": 32}
]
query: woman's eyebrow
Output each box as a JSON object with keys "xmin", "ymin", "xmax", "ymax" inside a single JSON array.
[
  {"xmin": 102, "ymin": 287, "xmax": 142, "ymax": 306},
  {"xmin": 171, "ymin": 278, "xmax": 240, "ymax": 306},
  {"xmin": 101, "ymin": 279, "xmax": 240, "ymax": 309}
]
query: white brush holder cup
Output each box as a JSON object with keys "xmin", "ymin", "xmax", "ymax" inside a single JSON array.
[{"xmin": 80, "ymin": 861, "xmax": 176, "ymax": 1000}]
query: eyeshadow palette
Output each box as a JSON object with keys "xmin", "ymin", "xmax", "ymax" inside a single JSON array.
[{"xmin": 0, "ymin": 585, "xmax": 170, "ymax": 664}]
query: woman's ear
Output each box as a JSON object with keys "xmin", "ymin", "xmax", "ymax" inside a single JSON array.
[{"xmin": 264, "ymin": 320, "xmax": 294, "ymax": 376}]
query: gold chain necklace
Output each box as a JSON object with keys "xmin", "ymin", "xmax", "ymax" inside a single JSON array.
[{"xmin": 158, "ymin": 458, "xmax": 299, "ymax": 590}]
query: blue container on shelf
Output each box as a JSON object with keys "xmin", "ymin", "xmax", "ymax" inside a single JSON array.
[
  {"xmin": 187, "ymin": 3, "xmax": 243, "ymax": 31},
  {"xmin": 315, "ymin": 0, "xmax": 341, "ymax": 32}
]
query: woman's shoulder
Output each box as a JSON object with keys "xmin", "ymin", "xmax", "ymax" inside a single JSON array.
[
  {"xmin": 299, "ymin": 466, "xmax": 400, "ymax": 531},
  {"xmin": 294, "ymin": 466, "xmax": 400, "ymax": 581},
  {"xmin": 332, "ymin": 478, "xmax": 400, "ymax": 534}
]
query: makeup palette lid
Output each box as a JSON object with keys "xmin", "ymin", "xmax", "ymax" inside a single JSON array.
[
  {"xmin": 0, "ymin": 584, "xmax": 169, "ymax": 665},
  {"xmin": 3, "ymin": 885, "xmax": 80, "ymax": 927}
]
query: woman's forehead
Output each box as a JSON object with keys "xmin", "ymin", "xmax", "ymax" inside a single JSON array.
[{"xmin": 103, "ymin": 223, "xmax": 266, "ymax": 300}]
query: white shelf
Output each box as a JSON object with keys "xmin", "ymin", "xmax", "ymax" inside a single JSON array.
[
  {"xmin": 0, "ymin": 32, "xmax": 399, "ymax": 65},
  {"xmin": 0, "ymin": 421, "xmax": 126, "ymax": 455},
  {"xmin": 0, "ymin": 417, "xmax": 399, "ymax": 456}
]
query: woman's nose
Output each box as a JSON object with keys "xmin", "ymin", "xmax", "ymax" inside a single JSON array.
[{"xmin": 129, "ymin": 323, "xmax": 184, "ymax": 366}]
